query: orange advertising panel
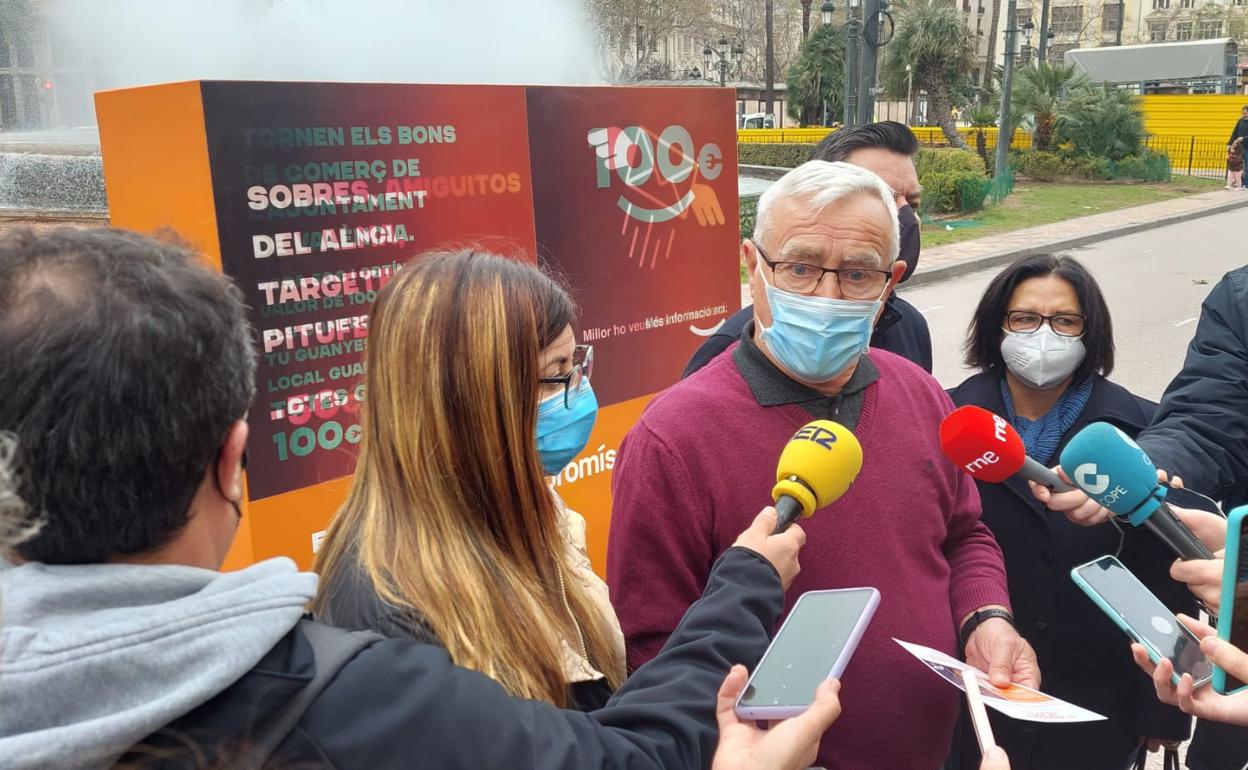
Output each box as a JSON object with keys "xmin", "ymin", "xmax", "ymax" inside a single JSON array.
[{"xmin": 96, "ymin": 81, "xmax": 739, "ymax": 573}]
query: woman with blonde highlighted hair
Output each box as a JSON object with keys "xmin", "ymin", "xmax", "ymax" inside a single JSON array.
[{"xmin": 312, "ymin": 249, "xmax": 626, "ymax": 709}]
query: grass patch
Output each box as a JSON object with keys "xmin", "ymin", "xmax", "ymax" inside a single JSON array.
[{"xmin": 920, "ymin": 176, "xmax": 1225, "ymax": 248}]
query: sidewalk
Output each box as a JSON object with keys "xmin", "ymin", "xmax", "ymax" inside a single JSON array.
[{"xmin": 909, "ymin": 187, "xmax": 1248, "ymax": 288}]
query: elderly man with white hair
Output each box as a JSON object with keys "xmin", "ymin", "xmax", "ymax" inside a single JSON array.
[{"xmin": 608, "ymin": 161, "xmax": 1038, "ymax": 770}]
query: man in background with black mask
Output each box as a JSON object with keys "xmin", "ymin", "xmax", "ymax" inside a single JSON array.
[{"xmin": 684, "ymin": 121, "xmax": 931, "ymax": 377}]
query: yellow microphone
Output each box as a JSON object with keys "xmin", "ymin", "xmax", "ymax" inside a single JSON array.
[{"xmin": 772, "ymin": 420, "xmax": 863, "ymax": 534}]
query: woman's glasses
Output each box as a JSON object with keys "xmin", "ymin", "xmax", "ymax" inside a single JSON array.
[{"xmin": 539, "ymin": 344, "xmax": 594, "ymax": 408}]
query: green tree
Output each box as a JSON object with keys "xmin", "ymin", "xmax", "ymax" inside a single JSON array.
[
  {"xmin": 1013, "ymin": 60, "xmax": 1088, "ymax": 151},
  {"xmin": 786, "ymin": 25, "xmax": 846, "ymax": 125},
  {"xmin": 881, "ymin": 0, "xmax": 977, "ymax": 148},
  {"xmin": 1056, "ymin": 85, "xmax": 1145, "ymax": 160}
]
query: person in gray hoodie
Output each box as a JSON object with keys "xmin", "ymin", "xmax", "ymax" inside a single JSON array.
[{"xmin": 0, "ymin": 227, "xmax": 832, "ymax": 770}]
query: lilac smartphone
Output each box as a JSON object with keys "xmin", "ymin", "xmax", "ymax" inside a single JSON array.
[{"xmin": 735, "ymin": 588, "xmax": 880, "ymax": 720}]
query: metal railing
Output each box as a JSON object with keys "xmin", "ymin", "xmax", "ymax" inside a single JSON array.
[{"xmin": 1145, "ymin": 134, "xmax": 1233, "ymax": 180}]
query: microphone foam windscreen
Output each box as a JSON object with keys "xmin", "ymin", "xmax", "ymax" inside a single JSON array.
[
  {"xmin": 776, "ymin": 420, "xmax": 864, "ymax": 510},
  {"xmin": 1058, "ymin": 422, "xmax": 1158, "ymax": 517},
  {"xmin": 938, "ymin": 405, "xmax": 1026, "ymax": 483}
]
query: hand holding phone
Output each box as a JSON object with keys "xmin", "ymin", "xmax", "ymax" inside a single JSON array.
[
  {"xmin": 1072, "ymin": 555, "xmax": 1213, "ymax": 688},
  {"xmin": 735, "ymin": 588, "xmax": 880, "ymax": 720},
  {"xmin": 1216, "ymin": 506, "xmax": 1248, "ymax": 694}
]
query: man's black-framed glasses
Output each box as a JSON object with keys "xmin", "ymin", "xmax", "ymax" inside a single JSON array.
[
  {"xmin": 755, "ymin": 243, "xmax": 892, "ymax": 300},
  {"xmin": 539, "ymin": 344, "xmax": 594, "ymax": 408},
  {"xmin": 1004, "ymin": 310, "xmax": 1086, "ymax": 337}
]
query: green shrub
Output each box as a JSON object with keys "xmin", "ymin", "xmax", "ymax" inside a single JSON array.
[
  {"xmin": 740, "ymin": 194, "xmax": 759, "ymax": 242},
  {"xmin": 921, "ymin": 169, "xmax": 989, "ymax": 214},
  {"xmin": 738, "ymin": 143, "xmax": 816, "ymax": 168},
  {"xmin": 915, "ymin": 147, "xmax": 987, "ymax": 179},
  {"xmin": 1016, "ymin": 151, "xmax": 1070, "ymax": 182},
  {"xmin": 1096, "ymin": 150, "xmax": 1172, "ymax": 182},
  {"xmin": 959, "ymin": 175, "xmax": 993, "ymax": 212}
]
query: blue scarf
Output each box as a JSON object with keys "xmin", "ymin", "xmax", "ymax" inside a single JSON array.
[{"xmin": 999, "ymin": 377, "xmax": 1094, "ymax": 466}]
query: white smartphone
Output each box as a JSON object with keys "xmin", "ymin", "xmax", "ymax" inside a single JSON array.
[
  {"xmin": 1071, "ymin": 555, "xmax": 1213, "ymax": 688},
  {"xmin": 735, "ymin": 587, "xmax": 880, "ymax": 720}
]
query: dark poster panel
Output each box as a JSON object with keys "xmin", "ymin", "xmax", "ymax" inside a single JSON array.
[
  {"xmin": 526, "ymin": 86, "xmax": 742, "ymax": 408},
  {"xmin": 201, "ymin": 81, "xmax": 537, "ymax": 499}
]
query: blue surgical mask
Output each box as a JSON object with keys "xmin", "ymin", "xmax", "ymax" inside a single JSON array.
[
  {"xmin": 536, "ymin": 380, "xmax": 598, "ymax": 475},
  {"xmin": 756, "ymin": 264, "xmax": 883, "ymax": 383}
]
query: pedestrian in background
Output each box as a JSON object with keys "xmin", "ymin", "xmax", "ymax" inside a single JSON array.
[
  {"xmin": 1226, "ymin": 138, "xmax": 1244, "ymax": 191},
  {"xmin": 1226, "ymin": 106, "xmax": 1248, "ymax": 187}
]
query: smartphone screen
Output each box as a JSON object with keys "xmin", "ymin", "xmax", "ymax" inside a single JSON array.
[
  {"xmin": 739, "ymin": 588, "xmax": 877, "ymax": 710},
  {"xmin": 1075, "ymin": 557, "xmax": 1212, "ymax": 683},
  {"xmin": 1227, "ymin": 521, "xmax": 1248, "ymax": 691}
]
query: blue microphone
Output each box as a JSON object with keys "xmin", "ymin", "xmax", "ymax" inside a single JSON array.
[{"xmin": 1059, "ymin": 422, "xmax": 1214, "ymax": 561}]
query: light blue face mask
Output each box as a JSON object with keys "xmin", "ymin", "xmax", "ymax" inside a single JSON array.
[
  {"xmin": 756, "ymin": 263, "xmax": 883, "ymax": 383},
  {"xmin": 535, "ymin": 380, "xmax": 599, "ymax": 476}
]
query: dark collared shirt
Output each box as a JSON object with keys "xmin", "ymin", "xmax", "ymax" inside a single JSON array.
[{"xmin": 732, "ymin": 321, "xmax": 879, "ymax": 429}]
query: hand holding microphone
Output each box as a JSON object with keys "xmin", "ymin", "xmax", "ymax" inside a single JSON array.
[
  {"xmin": 1059, "ymin": 422, "xmax": 1214, "ymax": 561},
  {"xmin": 939, "ymin": 405, "xmax": 1075, "ymax": 492},
  {"xmin": 770, "ymin": 420, "xmax": 864, "ymax": 534}
]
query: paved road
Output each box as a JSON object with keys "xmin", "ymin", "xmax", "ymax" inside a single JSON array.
[{"xmin": 900, "ymin": 208, "xmax": 1247, "ymax": 401}]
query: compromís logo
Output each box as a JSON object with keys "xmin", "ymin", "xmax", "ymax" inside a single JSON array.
[{"xmin": 587, "ymin": 125, "xmax": 725, "ymax": 227}]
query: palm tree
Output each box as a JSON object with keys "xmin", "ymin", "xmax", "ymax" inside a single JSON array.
[
  {"xmin": 1013, "ymin": 60, "xmax": 1088, "ymax": 151},
  {"xmin": 802, "ymin": 0, "xmax": 813, "ymax": 38},
  {"xmin": 787, "ymin": 24, "xmax": 847, "ymax": 125},
  {"xmin": 881, "ymin": 0, "xmax": 977, "ymax": 147}
]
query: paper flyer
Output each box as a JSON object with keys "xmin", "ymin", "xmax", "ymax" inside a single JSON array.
[{"xmin": 894, "ymin": 639, "xmax": 1106, "ymax": 723}]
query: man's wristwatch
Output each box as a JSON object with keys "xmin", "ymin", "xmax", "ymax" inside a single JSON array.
[{"xmin": 958, "ymin": 607, "xmax": 1015, "ymax": 649}]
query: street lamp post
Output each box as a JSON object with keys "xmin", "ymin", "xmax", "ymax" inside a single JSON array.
[
  {"xmin": 821, "ymin": 1, "xmax": 834, "ymax": 125},
  {"xmin": 1021, "ymin": 20, "xmax": 1035, "ymax": 66},
  {"xmin": 703, "ymin": 36, "xmax": 744, "ymax": 87},
  {"xmin": 844, "ymin": 0, "xmax": 862, "ymax": 126},
  {"xmin": 995, "ymin": 0, "xmax": 1019, "ymax": 189},
  {"xmin": 1038, "ymin": 0, "xmax": 1051, "ymax": 62}
]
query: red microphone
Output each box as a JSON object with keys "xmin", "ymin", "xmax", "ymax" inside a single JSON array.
[{"xmin": 939, "ymin": 405, "xmax": 1075, "ymax": 491}]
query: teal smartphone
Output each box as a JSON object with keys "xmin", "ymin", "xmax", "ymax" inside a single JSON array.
[
  {"xmin": 1072, "ymin": 555, "xmax": 1213, "ymax": 688},
  {"xmin": 1215, "ymin": 505, "xmax": 1248, "ymax": 694}
]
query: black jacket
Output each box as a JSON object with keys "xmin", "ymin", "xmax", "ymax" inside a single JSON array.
[
  {"xmin": 681, "ymin": 292, "xmax": 933, "ymax": 378},
  {"xmin": 947, "ymin": 372, "xmax": 1195, "ymax": 770},
  {"xmin": 1228, "ymin": 118, "xmax": 1248, "ymax": 148},
  {"xmin": 1137, "ymin": 266, "xmax": 1248, "ymax": 770},
  {"xmin": 126, "ymin": 547, "xmax": 784, "ymax": 770},
  {"xmin": 313, "ymin": 547, "xmax": 614, "ymax": 710}
]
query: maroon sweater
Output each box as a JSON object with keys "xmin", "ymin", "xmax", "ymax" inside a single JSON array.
[{"xmin": 607, "ymin": 345, "xmax": 1011, "ymax": 770}]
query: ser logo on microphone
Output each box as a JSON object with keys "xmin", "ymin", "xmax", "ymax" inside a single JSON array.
[{"xmin": 793, "ymin": 424, "xmax": 838, "ymax": 449}]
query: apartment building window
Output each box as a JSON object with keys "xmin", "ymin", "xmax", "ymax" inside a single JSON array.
[
  {"xmin": 1102, "ymin": 3, "xmax": 1123, "ymax": 31},
  {"xmin": 1152, "ymin": 0, "xmax": 1170, "ymax": 9},
  {"xmin": 1176, "ymin": 20, "xmax": 1194, "ymax": 38},
  {"xmin": 1149, "ymin": 20, "xmax": 1168, "ymax": 39},
  {"xmin": 1180, "ymin": 0, "xmax": 1195, "ymax": 8},
  {"xmin": 1049, "ymin": 43, "xmax": 1076, "ymax": 61},
  {"xmin": 1199, "ymin": 20, "xmax": 1223, "ymax": 37},
  {"xmin": 1017, "ymin": 7, "xmax": 1034, "ymax": 25},
  {"xmin": 1051, "ymin": 5, "xmax": 1083, "ymax": 33},
  {"xmin": 1236, "ymin": 0, "xmax": 1247, "ymax": 8}
]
